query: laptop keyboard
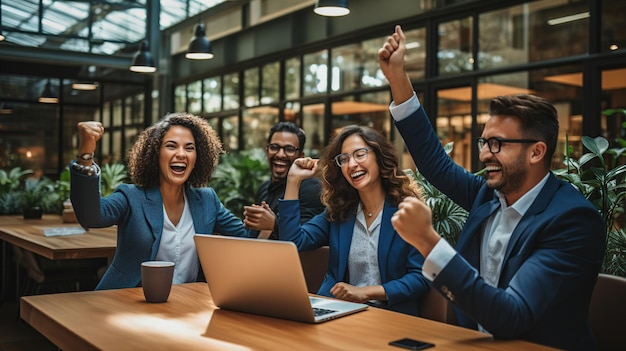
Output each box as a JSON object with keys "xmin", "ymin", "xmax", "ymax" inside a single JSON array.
[{"xmin": 312, "ymin": 307, "xmax": 337, "ymax": 317}]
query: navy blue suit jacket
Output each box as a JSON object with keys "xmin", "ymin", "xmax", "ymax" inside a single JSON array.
[
  {"xmin": 395, "ymin": 106, "xmax": 605, "ymax": 350},
  {"xmin": 70, "ymin": 165, "xmax": 248, "ymax": 290},
  {"xmin": 278, "ymin": 199, "xmax": 430, "ymax": 316}
]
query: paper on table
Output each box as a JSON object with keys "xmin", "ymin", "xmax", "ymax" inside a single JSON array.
[{"xmin": 43, "ymin": 227, "xmax": 87, "ymax": 237}]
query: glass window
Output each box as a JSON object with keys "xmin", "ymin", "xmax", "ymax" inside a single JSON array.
[
  {"xmin": 132, "ymin": 94, "xmax": 144, "ymax": 124},
  {"xmin": 222, "ymin": 115, "xmax": 240, "ymax": 152},
  {"xmin": 301, "ymin": 102, "xmax": 324, "ymax": 158},
  {"xmin": 285, "ymin": 57, "xmax": 301, "ymax": 100},
  {"xmin": 404, "ymin": 27, "xmax": 427, "ymax": 81},
  {"xmin": 479, "ymin": 0, "xmax": 589, "ymax": 70},
  {"xmin": 600, "ymin": 67, "xmax": 626, "ymax": 148},
  {"xmin": 203, "ymin": 77, "xmax": 221, "ymax": 113},
  {"xmin": 124, "ymin": 96, "xmax": 132, "ymax": 125},
  {"xmin": 438, "ymin": 17, "xmax": 473, "ymax": 76},
  {"xmin": 436, "ymin": 86, "xmax": 474, "ymax": 170},
  {"xmin": 242, "ymin": 107, "xmax": 278, "ymax": 150},
  {"xmin": 174, "ymin": 84, "xmax": 187, "ymax": 112},
  {"xmin": 223, "ymin": 73, "xmax": 240, "ymax": 110},
  {"xmin": 329, "ymin": 92, "xmax": 391, "ymax": 139},
  {"xmin": 188, "ymin": 81, "xmax": 202, "ymax": 114},
  {"xmin": 602, "ymin": 0, "xmax": 626, "ymax": 53},
  {"xmin": 303, "ymin": 50, "xmax": 329, "ymax": 96},
  {"xmin": 261, "ymin": 62, "xmax": 280, "ymax": 105},
  {"xmin": 244, "ymin": 68, "xmax": 259, "ymax": 107},
  {"xmin": 113, "ymin": 99, "xmax": 122, "ymax": 127}
]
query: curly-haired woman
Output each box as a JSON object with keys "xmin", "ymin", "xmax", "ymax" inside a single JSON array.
[
  {"xmin": 70, "ymin": 113, "xmax": 248, "ymax": 290},
  {"xmin": 278, "ymin": 125, "xmax": 430, "ymax": 316}
]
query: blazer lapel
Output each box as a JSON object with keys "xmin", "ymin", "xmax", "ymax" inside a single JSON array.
[
  {"xmin": 503, "ymin": 173, "xmax": 557, "ymax": 262},
  {"xmin": 456, "ymin": 196, "xmax": 500, "ymax": 269},
  {"xmin": 144, "ymin": 187, "xmax": 164, "ymax": 255},
  {"xmin": 378, "ymin": 201, "xmax": 395, "ymax": 281}
]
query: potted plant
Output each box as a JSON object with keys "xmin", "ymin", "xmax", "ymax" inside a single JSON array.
[
  {"xmin": 18, "ymin": 177, "xmax": 60, "ymax": 219},
  {"xmin": 553, "ymin": 135, "xmax": 626, "ymax": 277}
]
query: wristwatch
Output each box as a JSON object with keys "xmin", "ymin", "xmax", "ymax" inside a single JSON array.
[{"xmin": 76, "ymin": 152, "xmax": 94, "ymax": 161}]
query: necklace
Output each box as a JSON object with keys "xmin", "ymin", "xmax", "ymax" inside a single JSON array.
[{"xmin": 362, "ymin": 202, "xmax": 383, "ymax": 217}]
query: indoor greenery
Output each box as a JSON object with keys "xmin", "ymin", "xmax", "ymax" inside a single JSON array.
[
  {"xmin": 553, "ymin": 135, "xmax": 626, "ymax": 277},
  {"xmin": 404, "ymin": 142, "xmax": 469, "ymax": 247},
  {"xmin": 208, "ymin": 149, "xmax": 269, "ymax": 220}
]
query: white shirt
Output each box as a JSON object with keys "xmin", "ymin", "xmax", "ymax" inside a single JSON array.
[
  {"xmin": 349, "ymin": 203, "xmax": 383, "ymax": 304},
  {"xmin": 156, "ymin": 195, "xmax": 199, "ymax": 284}
]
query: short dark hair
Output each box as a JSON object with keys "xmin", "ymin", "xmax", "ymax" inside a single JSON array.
[
  {"xmin": 489, "ymin": 94, "xmax": 559, "ymax": 167},
  {"xmin": 267, "ymin": 122, "xmax": 306, "ymax": 150},
  {"xmin": 127, "ymin": 112, "xmax": 224, "ymax": 188}
]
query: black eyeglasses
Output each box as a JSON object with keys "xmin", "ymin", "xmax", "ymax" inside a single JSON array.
[
  {"xmin": 477, "ymin": 137, "xmax": 541, "ymax": 154},
  {"xmin": 334, "ymin": 148, "xmax": 372, "ymax": 167},
  {"xmin": 266, "ymin": 143, "xmax": 299, "ymax": 156}
]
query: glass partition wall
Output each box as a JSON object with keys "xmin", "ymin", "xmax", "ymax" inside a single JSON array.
[{"xmin": 170, "ymin": 0, "xmax": 623, "ymax": 173}]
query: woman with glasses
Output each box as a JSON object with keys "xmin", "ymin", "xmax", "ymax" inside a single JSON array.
[{"xmin": 277, "ymin": 125, "xmax": 431, "ymax": 316}]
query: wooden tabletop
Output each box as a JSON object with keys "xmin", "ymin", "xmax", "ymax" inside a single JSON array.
[
  {"xmin": 20, "ymin": 282, "xmax": 558, "ymax": 351},
  {"xmin": 0, "ymin": 214, "xmax": 116, "ymax": 260}
]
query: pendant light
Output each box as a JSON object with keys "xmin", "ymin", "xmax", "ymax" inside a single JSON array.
[
  {"xmin": 130, "ymin": 40, "xmax": 157, "ymax": 73},
  {"xmin": 314, "ymin": 0, "xmax": 350, "ymax": 17},
  {"xmin": 0, "ymin": 102, "xmax": 12, "ymax": 114},
  {"xmin": 186, "ymin": 23, "xmax": 213, "ymax": 60},
  {"xmin": 72, "ymin": 65, "xmax": 98, "ymax": 91},
  {"xmin": 38, "ymin": 80, "xmax": 59, "ymax": 104}
]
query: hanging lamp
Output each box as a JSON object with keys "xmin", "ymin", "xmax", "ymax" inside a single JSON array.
[
  {"xmin": 39, "ymin": 80, "xmax": 59, "ymax": 104},
  {"xmin": 314, "ymin": 0, "xmax": 350, "ymax": 17},
  {"xmin": 186, "ymin": 23, "xmax": 213, "ymax": 60},
  {"xmin": 130, "ymin": 40, "xmax": 157, "ymax": 73}
]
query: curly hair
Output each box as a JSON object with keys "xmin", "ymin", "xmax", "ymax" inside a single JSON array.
[
  {"xmin": 320, "ymin": 125, "xmax": 422, "ymax": 222},
  {"xmin": 127, "ymin": 112, "xmax": 224, "ymax": 188}
]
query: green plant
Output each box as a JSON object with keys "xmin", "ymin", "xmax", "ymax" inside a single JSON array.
[
  {"xmin": 0, "ymin": 167, "xmax": 34, "ymax": 214},
  {"xmin": 553, "ymin": 135, "xmax": 626, "ymax": 277},
  {"xmin": 17, "ymin": 177, "xmax": 61, "ymax": 214},
  {"xmin": 404, "ymin": 142, "xmax": 469, "ymax": 247},
  {"xmin": 208, "ymin": 149, "xmax": 269, "ymax": 219},
  {"xmin": 100, "ymin": 163, "xmax": 129, "ymax": 197}
]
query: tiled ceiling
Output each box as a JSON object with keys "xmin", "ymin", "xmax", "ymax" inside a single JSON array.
[{"xmin": 0, "ymin": 0, "xmax": 226, "ymax": 55}]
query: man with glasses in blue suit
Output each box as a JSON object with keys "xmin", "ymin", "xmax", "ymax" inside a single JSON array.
[
  {"xmin": 244, "ymin": 122, "xmax": 324, "ymax": 239},
  {"xmin": 379, "ymin": 25, "xmax": 605, "ymax": 350}
]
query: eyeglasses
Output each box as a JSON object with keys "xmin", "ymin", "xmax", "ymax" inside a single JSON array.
[
  {"xmin": 266, "ymin": 143, "xmax": 299, "ymax": 156},
  {"xmin": 477, "ymin": 137, "xmax": 541, "ymax": 154},
  {"xmin": 334, "ymin": 147, "xmax": 372, "ymax": 167}
]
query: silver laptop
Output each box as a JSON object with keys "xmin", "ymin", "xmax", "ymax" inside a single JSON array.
[{"xmin": 193, "ymin": 234, "xmax": 368, "ymax": 323}]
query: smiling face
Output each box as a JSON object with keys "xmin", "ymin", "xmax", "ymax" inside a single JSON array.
[
  {"xmin": 158, "ymin": 125, "xmax": 197, "ymax": 187},
  {"xmin": 266, "ymin": 131, "xmax": 302, "ymax": 183},
  {"xmin": 339, "ymin": 134, "xmax": 380, "ymax": 193},
  {"xmin": 479, "ymin": 115, "xmax": 533, "ymax": 202}
]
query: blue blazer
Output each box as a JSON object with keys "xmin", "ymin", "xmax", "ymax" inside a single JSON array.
[
  {"xmin": 278, "ymin": 199, "xmax": 430, "ymax": 316},
  {"xmin": 70, "ymin": 165, "xmax": 248, "ymax": 290},
  {"xmin": 395, "ymin": 106, "xmax": 605, "ymax": 350}
]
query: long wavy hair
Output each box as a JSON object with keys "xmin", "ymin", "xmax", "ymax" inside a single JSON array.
[
  {"xmin": 321, "ymin": 125, "xmax": 422, "ymax": 222},
  {"xmin": 127, "ymin": 112, "xmax": 224, "ymax": 188}
]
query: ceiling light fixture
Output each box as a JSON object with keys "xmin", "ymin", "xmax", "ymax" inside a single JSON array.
[
  {"xmin": 72, "ymin": 65, "xmax": 98, "ymax": 90},
  {"xmin": 130, "ymin": 40, "xmax": 157, "ymax": 73},
  {"xmin": 547, "ymin": 12, "xmax": 589, "ymax": 26},
  {"xmin": 0, "ymin": 102, "xmax": 13, "ymax": 114},
  {"xmin": 186, "ymin": 23, "xmax": 213, "ymax": 60},
  {"xmin": 314, "ymin": 0, "xmax": 350, "ymax": 17},
  {"xmin": 39, "ymin": 80, "xmax": 59, "ymax": 104}
]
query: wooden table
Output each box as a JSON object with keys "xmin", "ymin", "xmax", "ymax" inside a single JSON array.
[
  {"xmin": 0, "ymin": 214, "xmax": 117, "ymax": 299},
  {"xmin": 21, "ymin": 283, "xmax": 558, "ymax": 351}
]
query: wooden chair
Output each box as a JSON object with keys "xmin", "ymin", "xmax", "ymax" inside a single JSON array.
[
  {"xmin": 299, "ymin": 246, "xmax": 329, "ymax": 294},
  {"xmin": 418, "ymin": 287, "xmax": 448, "ymax": 323},
  {"xmin": 588, "ymin": 273, "xmax": 626, "ymax": 351}
]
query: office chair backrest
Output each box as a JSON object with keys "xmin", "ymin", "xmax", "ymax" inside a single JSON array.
[
  {"xmin": 588, "ymin": 273, "xmax": 626, "ymax": 351},
  {"xmin": 299, "ymin": 246, "xmax": 329, "ymax": 294}
]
